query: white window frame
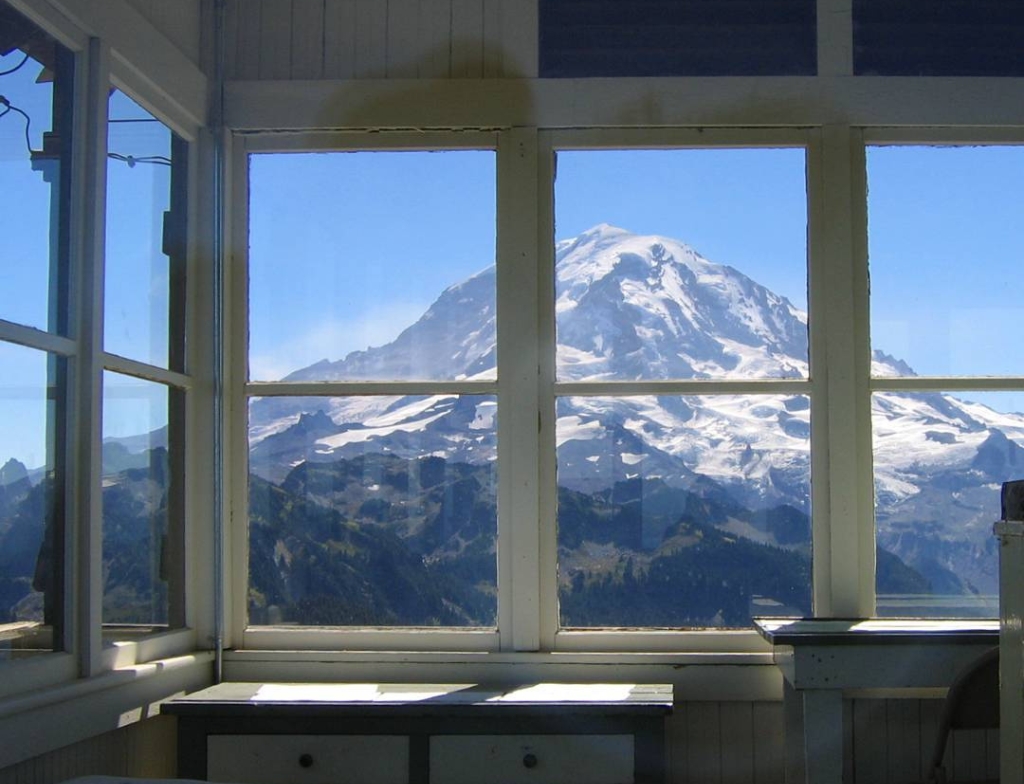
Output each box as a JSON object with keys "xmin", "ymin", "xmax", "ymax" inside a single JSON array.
[
  {"xmin": 861, "ymin": 126, "xmax": 1024, "ymax": 614},
  {"xmin": 234, "ymin": 131, "xmax": 506, "ymax": 653},
  {"xmin": 231, "ymin": 126, "xmax": 847, "ymax": 655},
  {"xmin": 0, "ymin": 0, "xmax": 208, "ymax": 703},
  {"xmin": 539, "ymin": 128, "xmax": 818, "ymax": 652}
]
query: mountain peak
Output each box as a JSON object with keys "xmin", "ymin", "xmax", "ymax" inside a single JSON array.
[{"xmin": 0, "ymin": 458, "xmax": 30, "ymax": 487}]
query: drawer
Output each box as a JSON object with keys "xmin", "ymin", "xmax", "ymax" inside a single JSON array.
[
  {"xmin": 207, "ymin": 734, "xmax": 409, "ymax": 784},
  {"xmin": 430, "ymin": 734, "xmax": 634, "ymax": 784}
]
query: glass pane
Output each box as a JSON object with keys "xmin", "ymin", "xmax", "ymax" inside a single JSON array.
[
  {"xmin": 0, "ymin": 17, "xmax": 73, "ymax": 333},
  {"xmin": 873, "ymin": 390, "xmax": 1023, "ymax": 618},
  {"xmin": 868, "ymin": 145, "xmax": 1024, "ymax": 377},
  {"xmin": 0, "ymin": 342, "xmax": 65, "ymax": 657},
  {"xmin": 104, "ymin": 90, "xmax": 180, "ymax": 368},
  {"xmin": 556, "ymin": 395, "xmax": 811, "ymax": 628},
  {"xmin": 247, "ymin": 395, "xmax": 497, "ymax": 627},
  {"xmin": 248, "ymin": 150, "xmax": 496, "ymax": 382},
  {"xmin": 102, "ymin": 372, "xmax": 175, "ymax": 628},
  {"xmin": 554, "ymin": 148, "xmax": 808, "ymax": 382}
]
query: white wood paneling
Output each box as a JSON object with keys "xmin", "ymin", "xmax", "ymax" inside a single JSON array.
[
  {"xmin": 124, "ymin": 0, "xmax": 202, "ymax": 66},
  {"xmin": 291, "ymin": 0, "xmax": 326, "ymax": 79},
  {"xmin": 323, "ymin": 0, "xmax": 356, "ymax": 79},
  {"xmin": 387, "ymin": 0, "xmax": 421, "ymax": 78},
  {"xmin": 451, "ymin": 0, "xmax": 484, "ymax": 78},
  {"xmin": 259, "ymin": 0, "xmax": 294, "ymax": 80},
  {"xmin": 227, "ymin": 0, "xmax": 536, "ymax": 79},
  {"xmin": 0, "ymin": 716, "xmax": 176, "ymax": 784},
  {"xmin": 354, "ymin": 0, "xmax": 388, "ymax": 78}
]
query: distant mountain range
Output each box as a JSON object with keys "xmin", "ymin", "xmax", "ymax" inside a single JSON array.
[
  {"xmin": 248, "ymin": 224, "xmax": 1024, "ymax": 603},
  {"xmin": 3, "ymin": 225, "xmax": 1019, "ymax": 628}
]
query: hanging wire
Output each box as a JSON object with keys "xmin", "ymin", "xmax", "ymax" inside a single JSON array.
[
  {"xmin": 107, "ymin": 151, "xmax": 172, "ymax": 167},
  {"xmin": 0, "ymin": 52, "xmax": 30, "ymax": 78},
  {"xmin": 0, "ymin": 95, "xmax": 33, "ymax": 153}
]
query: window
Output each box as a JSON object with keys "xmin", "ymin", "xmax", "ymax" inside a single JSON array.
[
  {"xmin": 867, "ymin": 141, "xmax": 1024, "ymax": 617},
  {"xmin": 237, "ymin": 127, "xmax": 1024, "ymax": 650},
  {"xmin": 0, "ymin": 6, "xmax": 74, "ymax": 659},
  {"xmin": 244, "ymin": 140, "xmax": 498, "ymax": 631},
  {"xmin": 0, "ymin": 5, "xmax": 193, "ymax": 676},
  {"xmin": 101, "ymin": 89, "xmax": 188, "ymax": 637},
  {"xmin": 550, "ymin": 144, "xmax": 811, "ymax": 629}
]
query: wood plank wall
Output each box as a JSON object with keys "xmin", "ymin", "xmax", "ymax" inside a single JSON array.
[
  {"xmin": 0, "ymin": 699, "xmax": 998, "ymax": 784},
  {"xmin": 0, "ymin": 716, "xmax": 176, "ymax": 784},
  {"xmin": 224, "ymin": 0, "xmax": 532, "ymax": 80}
]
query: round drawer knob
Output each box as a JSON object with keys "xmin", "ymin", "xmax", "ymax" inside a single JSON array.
[
  {"xmin": 298, "ymin": 753, "xmax": 315, "ymax": 769},
  {"xmin": 522, "ymin": 753, "xmax": 539, "ymax": 769}
]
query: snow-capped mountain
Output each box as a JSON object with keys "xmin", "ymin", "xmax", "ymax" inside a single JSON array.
[{"xmin": 248, "ymin": 224, "xmax": 1024, "ymax": 597}]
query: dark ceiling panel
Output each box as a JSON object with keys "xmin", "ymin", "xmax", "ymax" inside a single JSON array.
[
  {"xmin": 539, "ymin": 0, "xmax": 817, "ymax": 77},
  {"xmin": 854, "ymin": 0, "xmax": 1024, "ymax": 76}
]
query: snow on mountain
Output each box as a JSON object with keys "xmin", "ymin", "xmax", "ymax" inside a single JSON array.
[
  {"xmin": 555, "ymin": 224, "xmax": 808, "ymax": 381},
  {"xmin": 247, "ymin": 225, "xmax": 1024, "ymax": 595}
]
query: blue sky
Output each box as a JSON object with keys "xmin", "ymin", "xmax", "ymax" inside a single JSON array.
[{"xmin": 3, "ymin": 45, "xmax": 1024, "ymax": 469}]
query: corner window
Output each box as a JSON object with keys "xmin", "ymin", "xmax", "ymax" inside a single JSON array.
[
  {"xmin": 0, "ymin": 6, "xmax": 74, "ymax": 658},
  {"xmin": 102, "ymin": 89, "xmax": 189, "ymax": 637}
]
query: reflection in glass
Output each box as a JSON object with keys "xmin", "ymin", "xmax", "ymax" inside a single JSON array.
[
  {"xmin": 101, "ymin": 372, "xmax": 175, "ymax": 628},
  {"xmin": 104, "ymin": 90, "xmax": 184, "ymax": 369},
  {"xmin": 868, "ymin": 145, "xmax": 1024, "ymax": 378},
  {"xmin": 872, "ymin": 390, "xmax": 1023, "ymax": 618},
  {"xmin": 247, "ymin": 395, "xmax": 497, "ymax": 627},
  {"xmin": 248, "ymin": 151, "xmax": 496, "ymax": 382},
  {"xmin": 0, "ymin": 342, "xmax": 65, "ymax": 657},
  {"xmin": 555, "ymin": 395, "xmax": 812, "ymax": 628},
  {"xmin": 553, "ymin": 149, "xmax": 808, "ymax": 382},
  {"xmin": 0, "ymin": 21, "xmax": 73, "ymax": 333}
]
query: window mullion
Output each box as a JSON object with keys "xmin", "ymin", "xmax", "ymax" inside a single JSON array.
[
  {"xmin": 809, "ymin": 125, "xmax": 874, "ymax": 617},
  {"xmin": 497, "ymin": 128, "xmax": 542, "ymax": 651},
  {"xmin": 72, "ymin": 37, "xmax": 111, "ymax": 677}
]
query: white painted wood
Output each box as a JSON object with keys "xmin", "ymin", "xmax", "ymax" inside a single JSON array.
[
  {"xmin": 208, "ymin": 734, "xmax": 409, "ymax": 783},
  {"xmin": 418, "ymin": 0, "xmax": 452, "ymax": 78},
  {"xmin": 5, "ymin": 0, "xmax": 90, "ymax": 50},
  {"xmin": 752, "ymin": 701, "xmax": 785, "ymax": 784},
  {"xmin": 73, "ymin": 36, "xmax": 111, "ymax": 681},
  {"xmin": 386, "ymin": 0, "xmax": 421, "ymax": 78},
  {"xmin": 124, "ymin": 0, "xmax": 202, "ymax": 66},
  {"xmin": 354, "ymin": 0, "xmax": 387, "ymax": 79},
  {"xmin": 721, "ymin": 702, "xmax": 754, "ymax": 783},
  {"xmin": 481, "ymin": 0, "xmax": 502, "ymax": 78},
  {"xmin": 802, "ymin": 690, "xmax": 843, "ymax": 784},
  {"xmin": 259, "ymin": 0, "xmax": 294, "ymax": 80},
  {"xmin": 323, "ymin": 0, "xmax": 356, "ymax": 79},
  {"xmin": 430, "ymin": 734, "xmax": 633, "ymax": 784},
  {"xmin": 500, "ymin": 0, "xmax": 536, "ymax": 78},
  {"xmin": 497, "ymin": 127, "xmax": 540, "ymax": 652},
  {"xmin": 0, "ymin": 652, "xmax": 213, "ymax": 769},
  {"xmin": 223, "ymin": 77, "xmax": 1024, "ymax": 132},
  {"xmin": 29, "ymin": 0, "xmax": 207, "ymax": 135},
  {"xmin": 997, "ymin": 521, "xmax": 1024, "ymax": 784},
  {"xmin": 0, "ymin": 321, "xmax": 76, "ymax": 356},
  {"xmin": 535, "ymin": 135, "xmax": 557, "ymax": 649},
  {"xmin": 851, "ymin": 698, "xmax": 886, "ymax": 783},
  {"xmin": 102, "ymin": 354, "xmax": 191, "ymax": 389},
  {"xmin": 816, "ymin": 0, "xmax": 853, "ymax": 77},
  {"xmin": 808, "ymin": 126, "xmax": 873, "ymax": 617},
  {"xmin": 234, "ymin": 0, "xmax": 263, "ymax": 79},
  {"xmin": 291, "ymin": 0, "xmax": 326, "ymax": 79},
  {"xmin": 451, "ymin": 0, "xmax": 483, "ymax": 78},
  {"xmin": 228, "ymin": 134, "xmax": 252, "ymax": 643},
  {"xmin": 684, "ymin": 702, "xmax": 720, "ymax": 783}
]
